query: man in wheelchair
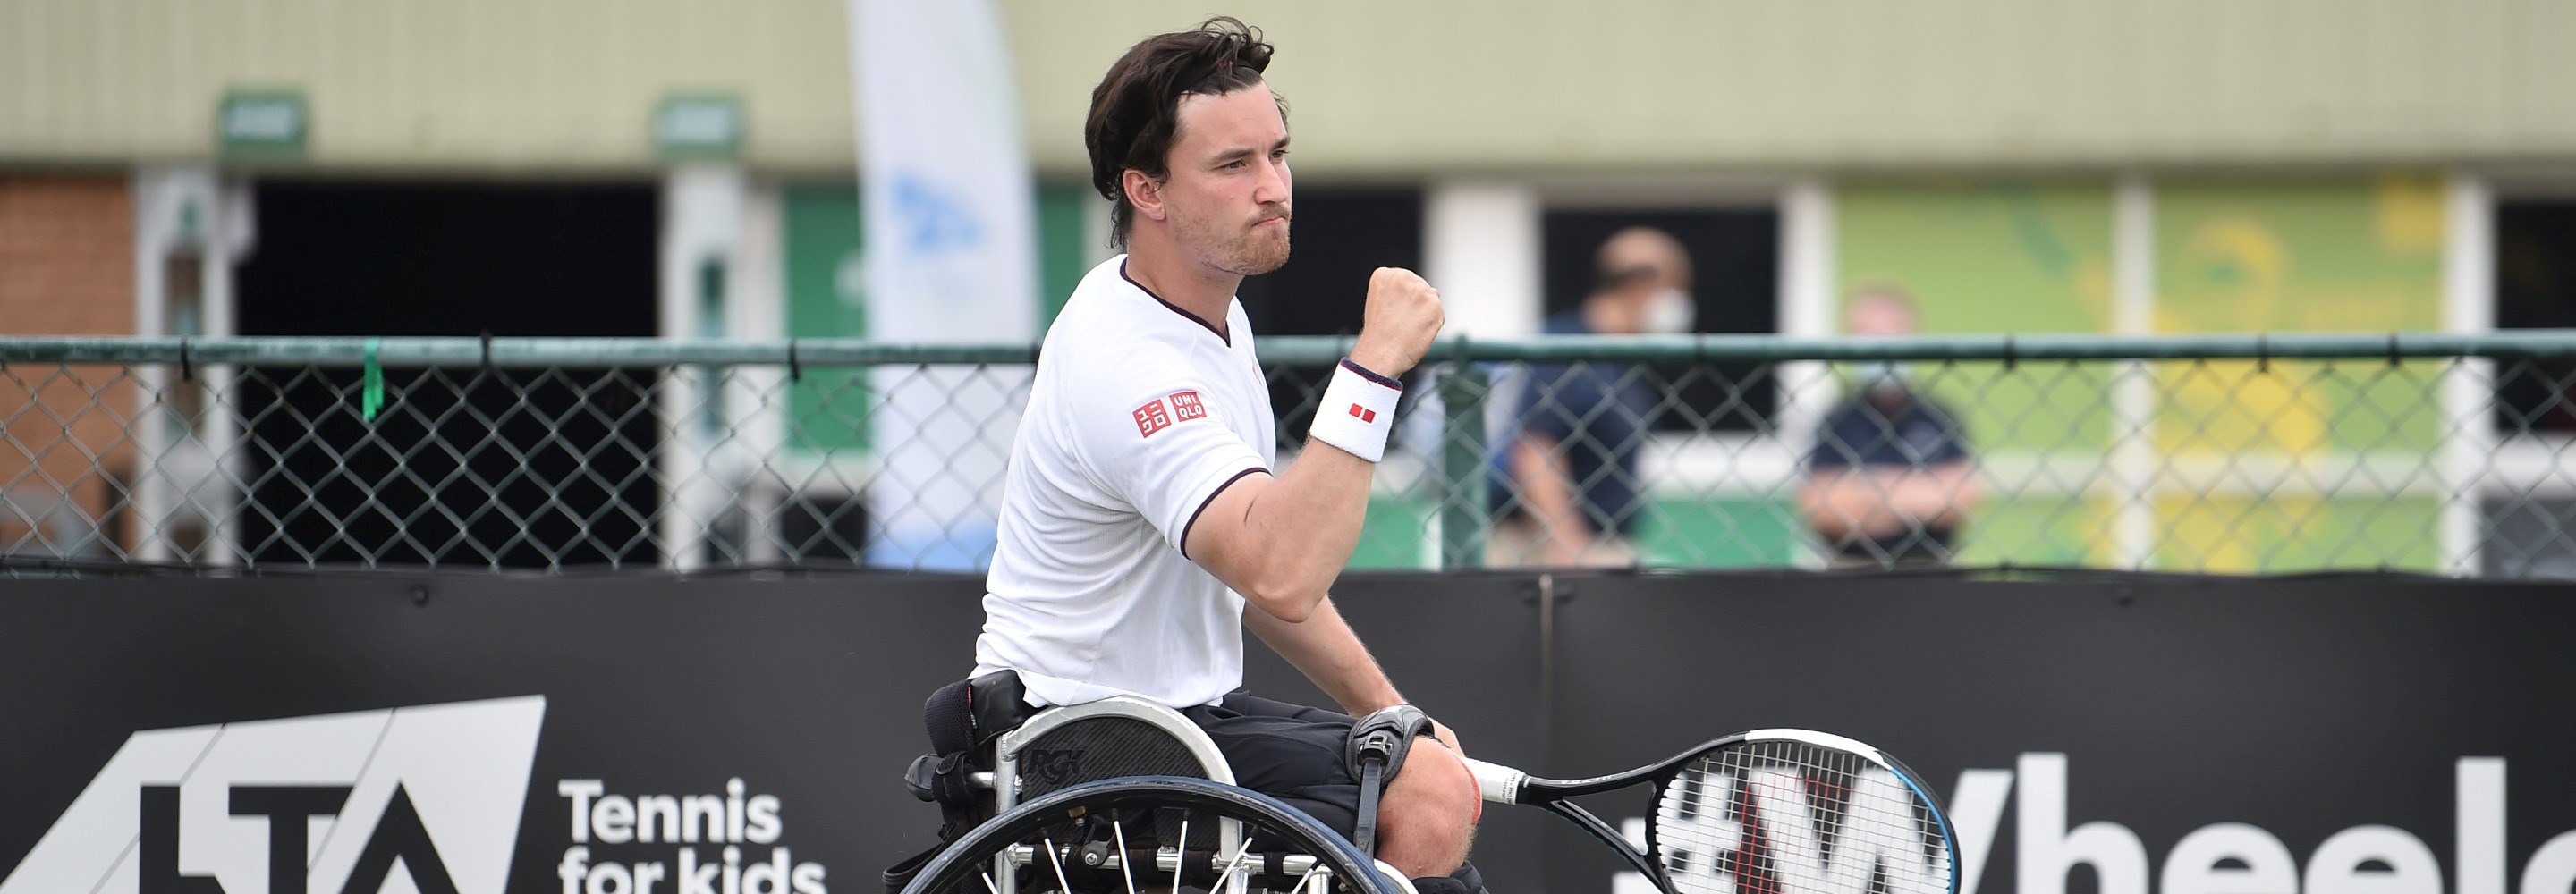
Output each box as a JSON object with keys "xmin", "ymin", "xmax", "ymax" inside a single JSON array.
[{"xmin": 900, "ymin": 15, "xmax": 1485, "ymax": 894}]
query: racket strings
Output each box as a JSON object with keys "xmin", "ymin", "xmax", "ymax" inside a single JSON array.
[{"xmin": 1651, "ymin": 740, "xmax": 1950, "ymax": 894}]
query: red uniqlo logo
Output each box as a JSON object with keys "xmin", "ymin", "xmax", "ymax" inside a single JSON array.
[
  {"xmin": 1169, "ymin": 390, "xmax": 1208, "ymax": 422},
  {"xmin": 1348, "ymin": 403, "xmax": 1377, "ymax": 424},
  {"xmin": 1134, "ymin": 399, "xmax": 1174, "ymax": 437}
]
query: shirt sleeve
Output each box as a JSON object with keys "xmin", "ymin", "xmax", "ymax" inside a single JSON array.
[
  {"xmin": 1920, "ymin": 399, "xmax": 1972, "ymax": 465},
  {"xmin": 1064, "ymin": 355, "xmax": 1271, "ymax": 556},
  {"xmin": 1808, "ymin": 402, "xmax": 1861, "ymax": 470},
  {"xmin": 1517, "ymin": 363, "xmax": 1581, "ymax": 443}
]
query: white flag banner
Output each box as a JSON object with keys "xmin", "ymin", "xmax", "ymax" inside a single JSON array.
[{"xmin": 849, "ymin": 0, "xmax": 1038, "ymax": 569}]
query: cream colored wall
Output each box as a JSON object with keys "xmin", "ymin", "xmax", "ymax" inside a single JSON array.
[
  {"xmin": 0, "ymin": 0, "xmax": 854, "ymax": 172},
  {"xmin": 3, "ymin": 0, "xmax": 2572, "ymax": 175}
]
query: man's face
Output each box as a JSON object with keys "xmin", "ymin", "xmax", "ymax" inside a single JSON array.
[
  {"xmin": 1848, "ymin": 294, "xmax": 1918, "ymax": 337},
  {"xmin": 1157, "ymin": 85, "xmax": 1292, "ymax": 276}
]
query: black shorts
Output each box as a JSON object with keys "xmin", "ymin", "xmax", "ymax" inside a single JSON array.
[
  {"xmin": 1182, "ymin": 693, "xmax": 1368, "ymax": 837},
  {"xmin": 1182, "ymin": 693, "xmax": 1487, "ymax": 890}
]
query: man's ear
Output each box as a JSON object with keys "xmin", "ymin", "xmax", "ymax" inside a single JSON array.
[{"xmin": 1123, "ymin": 169, "xmax": 1167, "ymax": 224}]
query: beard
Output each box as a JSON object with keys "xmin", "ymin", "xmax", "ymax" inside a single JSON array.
[{"xmin": 1180, "ymin": 204, "xmax": 1292, "ymax": 277}]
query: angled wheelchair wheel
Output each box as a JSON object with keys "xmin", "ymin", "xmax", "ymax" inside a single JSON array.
[{"xmin": 900, "ymin": 776, "xmax": 1400, "ymax": 894}]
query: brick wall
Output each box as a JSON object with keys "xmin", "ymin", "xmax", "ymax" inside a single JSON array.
[{"xmin": 0, "ymin": 174, "xmax": 137, "ymax": 559}]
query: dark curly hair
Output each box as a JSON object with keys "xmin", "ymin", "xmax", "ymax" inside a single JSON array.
[{"xmin": 1084, "ymin": 16, "xmax": 1282, "ymax": 250}]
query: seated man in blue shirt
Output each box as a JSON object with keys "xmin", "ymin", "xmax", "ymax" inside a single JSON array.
[
  {"xmin": 1492, "ymin": 227, "xmax": 1696, "ymax": 566},
  {"xmin": 1800, "ymin": 288, "xmax": 1981, "ymax": 566}
]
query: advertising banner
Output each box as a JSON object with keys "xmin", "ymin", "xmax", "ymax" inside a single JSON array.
[
  {"xmin": 0, "ymin": 576, "xmax": 986, "ymax": 894},
  {"xmin": 1538, "ymin": 574, "xmax": 2576, "ymax": 894},
  {"xmin": 2, "ymin": 572, "xmax": 2567, "ymax": 894},
  {"xmin": 846, "ymin": 0, "xmax": 1040, "ymax": 570}
]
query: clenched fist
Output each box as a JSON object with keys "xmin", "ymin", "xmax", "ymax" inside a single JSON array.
[{"xmin": 1348, "ymin": 267, "xmax": 1445, "ymax": 379}]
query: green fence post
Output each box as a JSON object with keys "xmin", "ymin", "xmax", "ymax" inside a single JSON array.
[{"xmin": 1436, "ymin": 360, "xmax": 1489, "ymax": 569}]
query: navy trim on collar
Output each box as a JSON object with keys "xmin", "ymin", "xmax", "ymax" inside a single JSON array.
[{"xmin": 1121, "ymin": 258, "xmax": 1232, "ymax": 346}]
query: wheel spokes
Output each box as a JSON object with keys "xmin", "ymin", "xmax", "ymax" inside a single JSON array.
[
  {"xmin": 1042, "ymin": 837, "xmax": 1073, "ymax": 894},
  {"xmin": 1292, "ymin": 864, "xmax": 1326, "ymax": 894},
  {"xmin": 1112, "ymin": 816, "xmax": 1139, "ymax": 894},
  {"xmin": 1214, "ymin": 835, "xmax": 1259, "ymax": 894}
]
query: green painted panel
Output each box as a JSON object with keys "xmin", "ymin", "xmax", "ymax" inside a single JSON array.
[
  {"xmin": 2151, "ymin": 495, "xmax": 2443, "ymax": 573},
  {"xmin": 2155, "ymin": 176, "xmax": 2445, "ymax": 333},
  {"xmin": 1350, "ymin": 494, "xmax": 1436, "ymax": 569},
  {"xmin": 782, "ymin": 181, "xmax": 1097, "ymax": 454},
  {"xmin": 1835, "ymin": 182, "xmax": 2119, "ymax": 457},
  {"xmin": 1833, "ymin": 182, "xmax": 2119, "ymax": 571},
  {"xmin": 1953, "ymin": 496, "xmax": 2114, "ymax": 568},
  {"xmin": 2149, "ymin": 177, "xmax": 2448, "ymax": 570},
  {"xmin": 1341, "ymin": 493, "xmax": 1805, "ymax": 570},
  {"xmin": 1839, "ymin": 182, "xmax": 2117, "ymax": 334},
  {"xmin": 2152, "ymin": 176, "xmax": 2447, "ymax": 453},
  {"xmin": 1038, "ymin": 183, "xmax": 1096, "ymax": 327},
  {"xmin": 784, "ymin": 183, "xmax": 872, "ymax": 454},
  {"xmin": 1631, "ymin": 497, "xmax": 1800, "ymax": 568}
]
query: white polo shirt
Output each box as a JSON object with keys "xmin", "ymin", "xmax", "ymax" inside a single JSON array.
[{"xmin": 974, "ymin": 256, "xmax": 1278, "ymax": 708}]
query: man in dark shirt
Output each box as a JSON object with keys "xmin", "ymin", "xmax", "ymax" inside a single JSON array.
[
  {"xmin": 1801, "ymin": 288, "xmax": 1981, "ymax": 566},
  {"xmin": 1492, "ymin": 227, "xmax": 1695, "ymax": 566}
]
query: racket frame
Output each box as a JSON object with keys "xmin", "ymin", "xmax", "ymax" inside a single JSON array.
[{"xmin": 1463, "ymin": 729, "xmax": 1962, "ymax": 894}]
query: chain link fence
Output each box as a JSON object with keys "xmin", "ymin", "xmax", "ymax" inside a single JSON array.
[{"xmin": 13, "ymin": 333, "xmax": 2576, "ymax": 578}]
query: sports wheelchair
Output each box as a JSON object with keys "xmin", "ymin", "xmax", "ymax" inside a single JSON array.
[{"xmin": 889, "ymin": 674, "xmax": 1419, "ymax": 894}]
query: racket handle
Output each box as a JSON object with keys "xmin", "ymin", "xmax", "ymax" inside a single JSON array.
[{"xmin": 1461, "ymin": 757, "xmax": 1526, "ymax": 805}]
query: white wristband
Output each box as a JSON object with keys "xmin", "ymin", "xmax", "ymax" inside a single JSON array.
[{"xmin": 1309, "ymin": 358, "xmax": 1402, "ymax": 462}]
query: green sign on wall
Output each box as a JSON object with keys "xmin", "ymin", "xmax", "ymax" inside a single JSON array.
[
  {"xmin": 654, "ymin": 94, "xmax": 745, "ymax": 160},
  {"xmin": 1835, "ymin": 181, "xmax": 2122, "ymax": 568},
  {"xmin": 2149, "ymin": 175, "xmax": 2448, "ymax": 573},
  {"xmin": 1829, "ymin": 175, "xmax": 2454, "ymax": 574},
  {"xmin": 784, "ymin": 185, "xmax": 873, "ymax": 455},
  {"xmin": 780, "ymin": 182, "xmax": 1101, "ymax": 455},
  {"xmin": 218, "ymin": 89, "xmax": 307, "ymax": 160}
]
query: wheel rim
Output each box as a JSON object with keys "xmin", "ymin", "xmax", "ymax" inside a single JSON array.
[{"xmin": 902, "ymin": 776, "xmax": 1396, "ymax": 894}]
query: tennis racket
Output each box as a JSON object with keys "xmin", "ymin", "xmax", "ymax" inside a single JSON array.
[{"xmin": 1462, "ymin": 729, "xmax": 1958, "ymax": 894}]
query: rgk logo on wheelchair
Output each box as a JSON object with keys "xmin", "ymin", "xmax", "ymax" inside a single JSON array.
[{"xmin": 1023, "ymin": 750, "xmax": 1087, "ymax": 787}]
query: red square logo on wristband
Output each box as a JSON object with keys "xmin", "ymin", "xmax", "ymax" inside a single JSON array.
[
  {"xmin": 1133, "ymin": 399, "xmax": 1173, "ymax": 437},
  {"xmin": 1169, "ymin": 390, "xmax": 1207, "ymax": 422}
]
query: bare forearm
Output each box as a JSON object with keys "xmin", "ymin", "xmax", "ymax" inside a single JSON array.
[
  {"xmin": 1510, "ymin": 436, "xmax": 1595, "ymax": 545},
  {"xmin": 1230, "ymin": 441, "xmax": 1377, "ymax": 612},
  {"xmin": 1909, "ymin": 463, "xmax": 1979, "ymax": 525},
  {"xmin": 1188, "ymin": 266, "xmax": 1445, "ymax": 621},
  {"xmin": 1244, "ymin": 595, "xmax": 1403, "ymax": 715},
  {"xmin": 1803, "ymin": 464, "xmax": 1979, "ymax": 536}
]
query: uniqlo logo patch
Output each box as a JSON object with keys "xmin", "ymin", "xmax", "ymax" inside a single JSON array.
[
  {"xmin": 1169, "ymin": 390, "xmax": 1208, "ymax": 422},
  {"xmin": 1134, "ymin": 399, "xmax": 1174, "ymax": 437},
  {"xmin": 1347, "ymin": 403, "xmax": 1377, "ymax": 424}
]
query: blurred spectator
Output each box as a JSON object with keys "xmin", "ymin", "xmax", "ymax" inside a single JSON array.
[
  {"xmin": 1491, "ymin": 226, "xmax": 1696, "ymax": 566},
  {"xmin": 1799, "ymin": 288, "xmax": 1980, "ymax": 567}
]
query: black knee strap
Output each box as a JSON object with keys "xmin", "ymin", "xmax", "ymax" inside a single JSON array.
[{"xmin": 1344, "ymin": 704, "xmax": 1435, "ymax": 858}]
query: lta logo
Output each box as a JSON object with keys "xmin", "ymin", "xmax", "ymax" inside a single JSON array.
[{"xmin": 1, "ymin": 696, "xmax": 545, "ymax": 894}]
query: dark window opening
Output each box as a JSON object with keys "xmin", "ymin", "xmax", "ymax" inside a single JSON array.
[
  {"xmin": 1234, "ymin": 190, "xmax": 1423, "ymax": 447},
  {"xmin": 235, "ymin": 181, "xmax": 660, "ymax": 568},
  {"xmin": 2497, "ymin": 201, "xmax": 2576, "ymax": 434},
  {"xmin": 1541, "ymin": 207, "xmax": 1781, "ymax": 433},
  {"xmin": 2485, "ymin": 497, "xmax": 2576, "ymax": 578}
]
